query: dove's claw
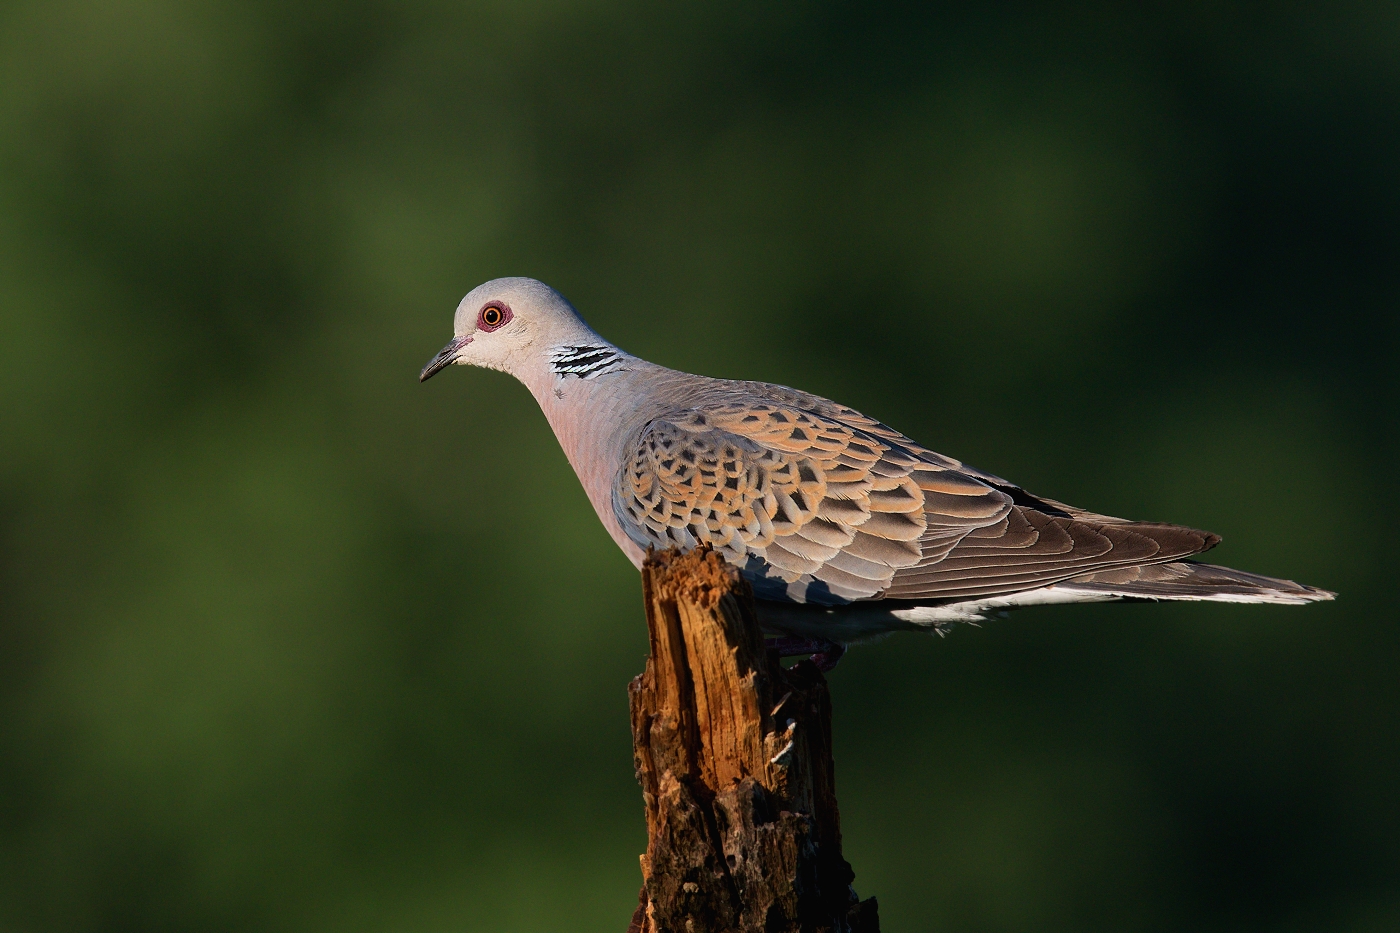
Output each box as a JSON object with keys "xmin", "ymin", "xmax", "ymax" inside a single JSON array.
[{"xmin": 765, "ymin": 637, "xmax": 846, "ymax": 672}]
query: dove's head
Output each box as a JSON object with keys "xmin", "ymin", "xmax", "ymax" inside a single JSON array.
[{"xmin": 419, "ymin": 277, "xmax": 599, "ymax": 382}]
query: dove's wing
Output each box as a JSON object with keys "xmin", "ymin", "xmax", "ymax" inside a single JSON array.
[
  {"xmin": 612, "ymin": 401, "xmax": 1007, "ymax": 602},
  {"xmin": 612, "ymin": 396, "xmax": 1220, "ymax": 606}
]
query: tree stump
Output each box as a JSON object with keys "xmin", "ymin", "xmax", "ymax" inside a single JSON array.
[{"xmin": 627, "ymin": 546, "xmax": 880, "ymax": 933}]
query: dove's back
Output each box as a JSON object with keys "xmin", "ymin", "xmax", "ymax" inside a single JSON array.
[{"xmin": 600, "ymin": 374, "xmax": 1331, "ymax": 626}]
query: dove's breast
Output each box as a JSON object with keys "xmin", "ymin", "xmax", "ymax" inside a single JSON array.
[{"xmin": 531, "ymin": 361, "xmax": 699, "ymax": 569}]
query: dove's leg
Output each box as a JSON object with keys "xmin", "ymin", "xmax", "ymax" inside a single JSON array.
[{"xmin": 765, "ymin": 637, "xmax": 846, "ymax": 672}]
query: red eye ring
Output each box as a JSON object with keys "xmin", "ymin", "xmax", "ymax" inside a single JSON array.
[{"xmin": 478, "ymin": 302, "xmax": 511, "ymax": 331}]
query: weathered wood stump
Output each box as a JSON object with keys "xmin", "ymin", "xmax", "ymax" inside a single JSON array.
[{"xmin": 627, "ymin": 546, "xmax": 879, "ymax": 933}]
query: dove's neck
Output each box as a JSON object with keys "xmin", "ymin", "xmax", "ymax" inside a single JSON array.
[{"xmin": 515, "ymin": 340, "xmax": 673, "ymax": 569}]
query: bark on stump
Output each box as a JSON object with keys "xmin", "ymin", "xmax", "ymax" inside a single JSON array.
[{"xmin": 627, "ymin": 546, "xmax": 879, "ymax": 933}]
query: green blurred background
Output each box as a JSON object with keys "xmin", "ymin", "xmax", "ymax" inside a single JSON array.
[{"xmin": 0, "ymin": 2, "xmax": 1396, "ymax": 931}]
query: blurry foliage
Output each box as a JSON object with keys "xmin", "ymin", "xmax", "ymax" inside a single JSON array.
[{"xmin": 0, "ymin": 2, "xmax": 1396, "ymax": 931}]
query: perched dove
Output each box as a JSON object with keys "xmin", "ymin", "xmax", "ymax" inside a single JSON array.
[{"xmin": 421, "ymin": 278, "xmax": 1333, "ymax": 664}]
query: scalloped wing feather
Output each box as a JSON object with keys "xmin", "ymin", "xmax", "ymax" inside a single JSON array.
[
  {"xmin": 612, "ymin": 388, "xmax": 1222, "ymax": 607},
  {"xmin": 613, "ymin": 400, "xmax": 1020, "ymax": 604}
]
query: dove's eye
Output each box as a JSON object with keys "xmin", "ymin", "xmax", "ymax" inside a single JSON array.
[{"xmin": 478, "ymin": 303, "xmax": 511, "ymax": 331}]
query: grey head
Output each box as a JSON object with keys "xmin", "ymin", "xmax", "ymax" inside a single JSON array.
[{"xmin": 419, "ymin": 277, "xmax": 603, "ymax": 383}]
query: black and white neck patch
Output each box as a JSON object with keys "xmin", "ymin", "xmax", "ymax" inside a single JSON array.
[{"xmin": 548, "ymin": 344, "xmax": 628, "ymax": 380}]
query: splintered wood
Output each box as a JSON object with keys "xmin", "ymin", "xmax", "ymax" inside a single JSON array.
[{"xmin": 627, "ymin": 547, "xmax": 879, "ymax": 933}]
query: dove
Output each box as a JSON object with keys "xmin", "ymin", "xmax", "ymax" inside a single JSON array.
[{"xmin": 421, "ymin": 277, "xmax": 1333, "ymax": 668}]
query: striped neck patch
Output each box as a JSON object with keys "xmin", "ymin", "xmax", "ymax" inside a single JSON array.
[{"xmin": 548, "ymin": 344, "xmax": 628, "ymax": 379}]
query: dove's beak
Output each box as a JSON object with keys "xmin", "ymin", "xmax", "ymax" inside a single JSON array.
[{"xmin": 420, "ymin": 335, "xmax": 472, "ymax": 382}]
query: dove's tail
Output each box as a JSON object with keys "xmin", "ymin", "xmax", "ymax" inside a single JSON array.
[
  {"xmin": 756, "ymin": 560, "xmax": 1334, "ymax": 643},
  {"xmin": 1052, "ymin": 560, "xmax": 1335, "ymax": 605}
]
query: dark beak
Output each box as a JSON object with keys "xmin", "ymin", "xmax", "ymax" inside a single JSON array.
[{"xmin": 419, "ymin": 335, "xmax": 471, "ymax": 382}]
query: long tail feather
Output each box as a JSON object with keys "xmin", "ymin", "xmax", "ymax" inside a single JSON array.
[{"xmin": 1053, "ymin": 560, "xmax": 1335, "ymax": 605}]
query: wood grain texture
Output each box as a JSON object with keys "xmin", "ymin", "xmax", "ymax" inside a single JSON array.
[{"xmin": 628, "ymin": 547, "xmax": 879, "ymax": 933}]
